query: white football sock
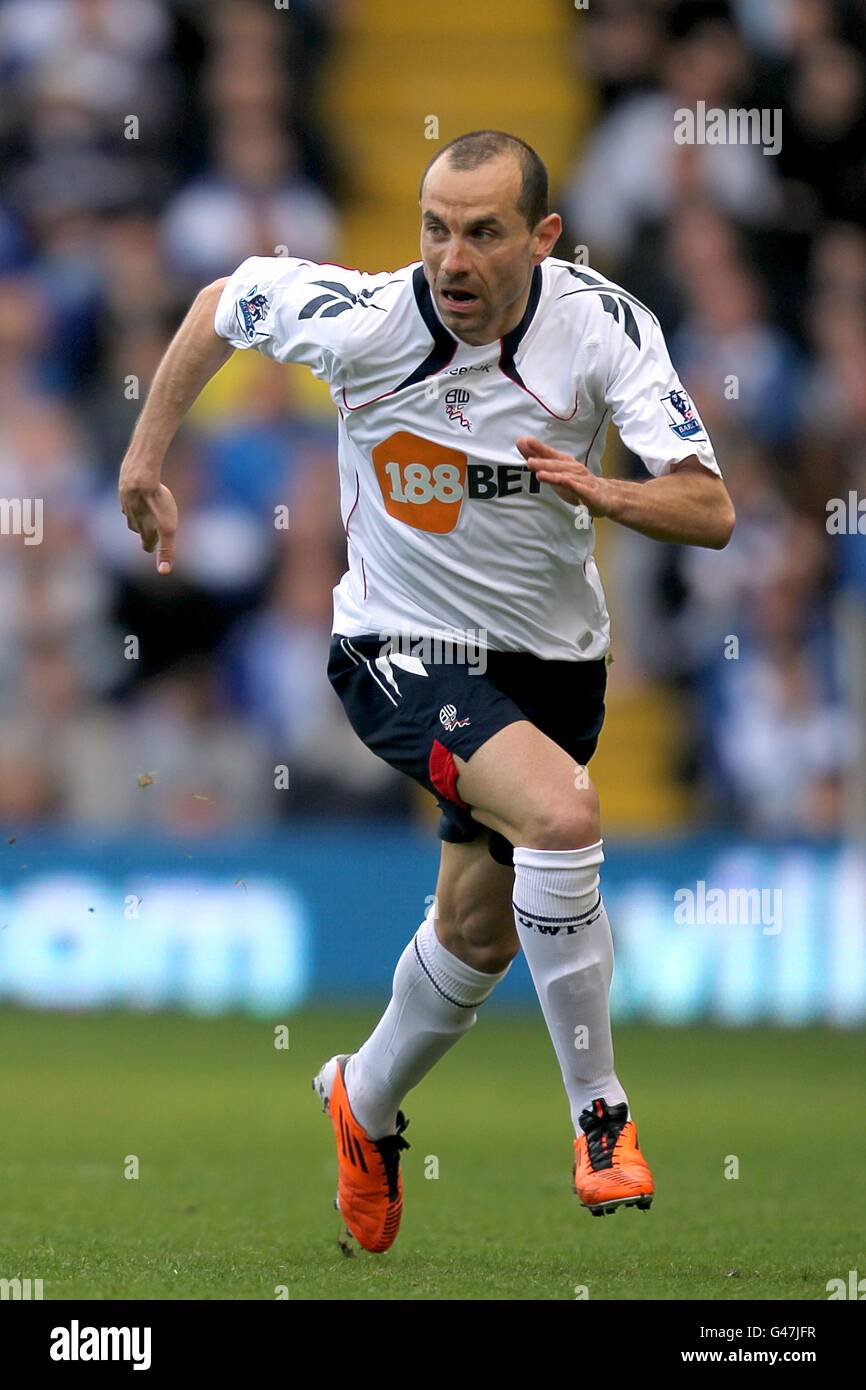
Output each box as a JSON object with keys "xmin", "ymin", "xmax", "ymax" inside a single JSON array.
[
  {"xmin": 344, "ymin": 902, "xmax": 510, "ymax": 1139},
  {"xmin": 512, "ymin": 841, "xmax": 628, "ymax": 1135}
]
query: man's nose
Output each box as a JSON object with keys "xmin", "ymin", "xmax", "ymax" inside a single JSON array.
[{"xmin": 441, "ymin": 238, "xmax": 471, "ymax": 276}]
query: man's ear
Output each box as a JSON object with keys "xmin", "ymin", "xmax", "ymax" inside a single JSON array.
[{"xmin": 533, "ymin": 212, "xmax": 562, "ymax": 261}]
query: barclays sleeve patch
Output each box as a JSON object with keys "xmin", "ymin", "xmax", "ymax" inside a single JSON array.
[
  {"xmin": 236, "ymin": 285, "xmax": 271, "ymax": 342},
  {"xmin": 661, "ymin": 387, "xmax": 705, "ymax": 440}
]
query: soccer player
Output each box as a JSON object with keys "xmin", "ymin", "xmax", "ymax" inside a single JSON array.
[{"xmin": 119, "ymin": 130, "xmax": 735, "ymax": 1255}]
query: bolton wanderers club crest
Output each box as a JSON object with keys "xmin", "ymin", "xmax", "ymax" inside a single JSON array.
[
  {"xmin": 439, "ymin": 703, "xmax": 471, "ymax": 731},
  {"xmin": 444, "ymin": 387, "xmax": 473, "ymax": 431}
]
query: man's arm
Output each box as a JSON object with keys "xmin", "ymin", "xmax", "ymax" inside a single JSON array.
[
  {"xmin": 120, "ymin": 253, "xmax": 394, "ymax": 572},
  {"xmin": 516, "ymin": 438, "xmax": 736, "ymax": 550},
  {"xmin": 552, "ymin": 290, "xmax": 735, "ymax": 547},
  {"xmin": 119, "ymin": 277, "xmax": 232, "ymax": 574}
]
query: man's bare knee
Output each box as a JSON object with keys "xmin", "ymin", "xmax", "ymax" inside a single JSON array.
[
  {"xmin": 436, "ymin": 904, "xmax": 520, "ymax": 974},
  {"xmin": 443, "ymin": 929, "xmax": 520, "ymax": 974},
  {"xmin": 454, "ymin": 724, "xmax": 603, "ymax": 851},
  {"xmin": 432, "ymin": 835, "xmax": 517, "ymax": 974},
  {"xmin": 517, "ymin": 785, "xmax": 601, "ymax": 850},
  {"xmin": 455, "ymin": 913, "xmax": 520, "ymax": 972}
]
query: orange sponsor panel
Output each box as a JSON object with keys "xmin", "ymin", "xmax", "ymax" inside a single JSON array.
[{"xmin": 372, "ymin": 431, "xmax": 468, "ymax": 534}]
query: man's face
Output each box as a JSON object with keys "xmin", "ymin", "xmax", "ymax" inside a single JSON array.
[{"xmin": 420, "ymin": 153, "xmax": 558, "ymax": 345}]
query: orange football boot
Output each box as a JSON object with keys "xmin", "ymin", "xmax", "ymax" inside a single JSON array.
[
  {"xmin": 572, "ymin": 1097, "xmax": 654, "ymax": 1216},
  {"xmin": 312, "ymin": 1054, "xmax": 410, "ymax": 1253}
]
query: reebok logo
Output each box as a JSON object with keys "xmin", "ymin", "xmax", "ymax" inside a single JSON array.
[{"xmin": 299, "ymin": 280, "xmax": 396, "ymax": 320}]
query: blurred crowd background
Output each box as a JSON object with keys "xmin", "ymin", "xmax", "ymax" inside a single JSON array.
[{"xmin": 0, "ymin": 0, "xmax": 864, "ymax": 842}]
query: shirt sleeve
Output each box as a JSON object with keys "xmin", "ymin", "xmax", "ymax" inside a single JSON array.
[
  {"xmin": 604, "ymin": 308, "xmax": 721, "ymax": 478},
  {"xmin": 213, "ymin": 254, "xmax": 383, "ymax": 385}
]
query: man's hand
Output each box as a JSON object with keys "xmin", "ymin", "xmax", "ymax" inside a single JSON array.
[
  {"xmin": 515, "ymin": 436, "xmax": 735, "ymax": 549},
  {"xmin": 116, "ymin": 277, "xmax": 232, "ymax": 576},
  {"xmin": 119, "ymin": 472, "xmax": 178, "ymax": 574},
  {"xmin": 516, "ymin": 436, "xmax": 614, "ymax": 515}
]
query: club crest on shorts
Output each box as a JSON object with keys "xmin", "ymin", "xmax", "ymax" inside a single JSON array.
[
  {"xmin": 236, "ymin": 285, "xmax": 270, "ymax": 342},
  {"xmin": 439, "ymin": 703, "xmax": 470, "ymax": 731}
]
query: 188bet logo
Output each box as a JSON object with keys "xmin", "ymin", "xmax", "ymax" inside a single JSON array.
[
  {"xmin": 372, "ymin": 433, "xmax": 467, "ymax": 534},
  {"xmin": 372, "ymin": 431, "xmax": 541, "ymax": 534}
]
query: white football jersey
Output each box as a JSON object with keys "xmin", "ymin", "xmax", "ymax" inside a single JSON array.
[{"xmin": 214, "ymin": 254, "xmax": 721, "ymax": 660}]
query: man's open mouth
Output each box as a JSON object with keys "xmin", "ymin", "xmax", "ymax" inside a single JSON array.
[{"xmin": 441, "ymin": 287, "xmax": 479, "ymax": 307}]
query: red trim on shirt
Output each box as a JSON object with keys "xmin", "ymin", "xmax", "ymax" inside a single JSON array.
[{"xmin": 343, "ymin": 470, "xmax": 360, "ymax": 538}]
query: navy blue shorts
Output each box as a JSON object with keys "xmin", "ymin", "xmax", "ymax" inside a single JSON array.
[{"xmin": 327, "ymin": 633, "xmax": 607, "ymax": 866}]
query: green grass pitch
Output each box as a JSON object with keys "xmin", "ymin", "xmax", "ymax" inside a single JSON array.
[{"xmin": 1, "ymin": 1006, "xmax": 863, "ymax": 1300}]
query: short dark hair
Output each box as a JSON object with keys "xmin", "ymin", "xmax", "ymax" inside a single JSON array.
[{"xmin": 419, "ymin": 130, "xmax": 549, "ymax": 231}]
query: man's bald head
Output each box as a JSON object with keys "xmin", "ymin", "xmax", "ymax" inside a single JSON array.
[{"xmin": 419, "ymin": 130, "xmax": 549, "ymax": 232}]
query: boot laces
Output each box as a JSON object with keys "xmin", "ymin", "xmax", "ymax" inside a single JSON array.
[{"xmin": 372, "ymin": 1112, "xmax": 410, "ymax": 1200}]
